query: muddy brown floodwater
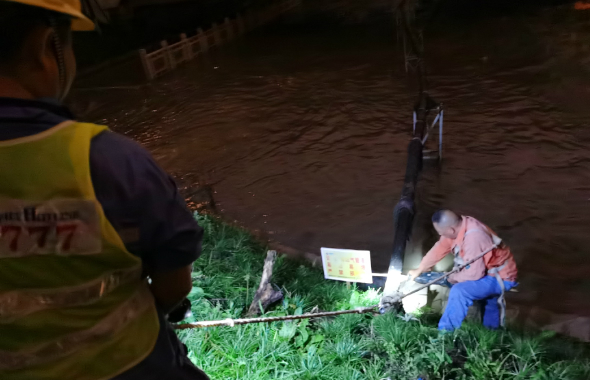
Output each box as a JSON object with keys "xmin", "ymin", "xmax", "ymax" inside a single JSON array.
[{"xmin": 72, "ymin": 2, "xmax": 590, "ymax": 337}]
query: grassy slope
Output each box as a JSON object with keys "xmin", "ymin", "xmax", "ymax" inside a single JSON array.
[{"xmin": 177, "ymin": 214, "xmax": 590, "ymax": 380}]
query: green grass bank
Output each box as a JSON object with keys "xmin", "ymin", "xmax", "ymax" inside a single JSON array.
[{"xmin": 177, "ymin": 213, "xmax": 590, "ymax": 380}]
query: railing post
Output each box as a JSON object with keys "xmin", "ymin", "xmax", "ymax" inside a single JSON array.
[
  {"xmin": 197, "ymin": 28, "xmax": 209, "ymax": 53},
  {"xmin": 139, "ymin": 49, "xmax": 154, "ymax": 80},
  {"xmin": 236, "ymin": 13, "xmax": 246, "ymax": 36},
  {"xmin": 161, "ymin": 40, "xmax": 175, "ymax": 71},
  {"xmin": 224, "ymin": 17, "xmax": 234, "ymax": 41},
  {"xmin": 212, "ymin": 23, "xmax": 222, "ymax": 46},
  {"xmin": 180, "ymin": 33, "xmax": 190, "ymax": 60}
]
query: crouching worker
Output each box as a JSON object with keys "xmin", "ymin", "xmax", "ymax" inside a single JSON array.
[
  {"xmin": 0, "ymin": 1, "xmax": 208, "ymax": 379},
  {"xmin": 408, "ymin": 210, "xmax": 518, "ymax": 331}
]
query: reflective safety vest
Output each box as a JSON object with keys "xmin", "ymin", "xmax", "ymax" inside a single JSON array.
[{"xmin": 0, "ymin": 121, "xmax": 159, "ymax": 380}]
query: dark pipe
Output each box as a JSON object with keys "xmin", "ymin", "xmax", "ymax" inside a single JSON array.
[
  {"xmin": 386, "ymin": 92, "xmax": 429, "ymax": 275},
  {"xmin": 383, "ymin": 0, "xmax": 436, "ymax": 281},
  {"xmin": 379, "ymin": 94, "xmax": 432, "ymax": 312},
  {"xmin": 380, "ymin": 3, "xmax": 443, "ymax": 314}
]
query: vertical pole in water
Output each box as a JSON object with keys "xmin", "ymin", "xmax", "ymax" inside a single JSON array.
[
  {"xmin": 139, "ymin": 49, "xmax": 154, "ymax": 80},
  {"xmin": 224, "ymin": 17, "xmax": 234, "ymax": 41},
  {"xmin": 212, "ymin": 23, "xmax": 222, "ymax": 46},
  {"xmin": 197, "ymin": 28, "xmax": 209, "ymax": 53}
]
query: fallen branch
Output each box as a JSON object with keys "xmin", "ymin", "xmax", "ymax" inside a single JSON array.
[{"xmin": 247, "ymin": 250, "xmax": 283, "ymax": 316}]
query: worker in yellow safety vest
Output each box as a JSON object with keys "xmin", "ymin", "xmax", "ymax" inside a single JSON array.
[{"xmin": 0, "ymin": 1, "xmax": 209, "ymax": 379}]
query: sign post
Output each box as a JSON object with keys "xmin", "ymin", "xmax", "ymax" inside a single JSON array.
[{"xmin": 320, "ymin": 248, "xmax": 373, "ymax": 284}]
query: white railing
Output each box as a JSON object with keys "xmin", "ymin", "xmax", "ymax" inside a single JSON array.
[{"xmin": 139, "ymin": 0, "xmax": 301, "ymax": 80}]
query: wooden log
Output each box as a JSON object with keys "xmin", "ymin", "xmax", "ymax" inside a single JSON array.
[{"xmin": 247, "ymin": 250, "xmax": 283, "ymax": 317}]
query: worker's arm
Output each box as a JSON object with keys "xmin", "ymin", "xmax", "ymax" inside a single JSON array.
[
  {"xmin": 90, "ymin": 131, "xmax": 203, "ymax": 315},
  {"xmin": 448, "ymin": 230, "xmax": 493, "ymax": 283},
  {"xmin": 409, "ymin": 238, "xmax": 452, "ymax": 280},
  {"xmin": 149, "ymin": 264, "xmax": 193, "ymax": 314}
]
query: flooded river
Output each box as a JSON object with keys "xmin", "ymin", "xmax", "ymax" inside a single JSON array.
[{"xmin": 72, "ymin": 1, "xmax": 590, "ymax": 335}]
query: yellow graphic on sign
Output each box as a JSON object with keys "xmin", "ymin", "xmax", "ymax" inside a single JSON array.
[{"xmin": 321, "ymin": 248, "xmax": 373, "ymax": 284}]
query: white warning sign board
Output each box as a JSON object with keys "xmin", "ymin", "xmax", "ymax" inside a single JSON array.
[{"xmin": 321, "ymin": 248, "xmax": 373, "ymax": 284}]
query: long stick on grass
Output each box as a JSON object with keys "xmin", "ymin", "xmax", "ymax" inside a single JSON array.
[
  {"xmin": 175, "ymin": 245, "xmax": 497, "ymax": 329},
  {"xmin": 175, "ymin": 306, "xmax": 378, "ymax": 329}
]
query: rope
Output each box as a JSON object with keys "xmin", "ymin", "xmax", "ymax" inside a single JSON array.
[
  {"xmin": 174, "ymin": 306, "xmax": 378, "ymax": 330},
  {"xmin": 174, "ymin": 245, "xmax": 497, "ymax": 330}
]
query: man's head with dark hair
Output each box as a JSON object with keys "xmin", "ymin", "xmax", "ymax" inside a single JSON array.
[
  {"xmin": 431, "ymin": 210, "xmax": 445, "ymax": 225},
  {"xmin": 0, "ymin": 1, "xmax": 75, "ymax": 101},
  {"xmin": 432, "ymin": 209, "xmax": 462, "ymax": 239}
]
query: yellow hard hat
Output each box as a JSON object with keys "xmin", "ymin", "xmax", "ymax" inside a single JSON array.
[{"xmin": 4, "ymin": 0, "xmax": 95, "ymax": 31}]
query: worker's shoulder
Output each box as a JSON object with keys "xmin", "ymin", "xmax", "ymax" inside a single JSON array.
[
  {"xmin": 463, "ymin": 216, "xmax": 487, "ymax": 231},
  {"xmin": 89, "ymin": 130, "xmax": 168, "ymax": 186},
  {"xmin": 91, "ymin": 130, "xmax": 156, "ymax": 166},
  {"xmin": 463, "ymin": 217, "xmax": 493, "ymax": 240},
  {"xmin": 91, "ymin": 128, "xmax": 145, "ymax": 150}
]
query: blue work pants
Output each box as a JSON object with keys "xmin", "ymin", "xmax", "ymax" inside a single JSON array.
[{"xmin": 438, "ymin": 275, "xmax": 517, "ymax": 330}]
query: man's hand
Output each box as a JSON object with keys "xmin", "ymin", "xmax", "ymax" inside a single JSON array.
[
  {"xmin": 149, "ymin": 264, "xmax": 193, "ymax": 315},
  {"xmin": 379, "ymin": 291, "xmax": 404, "ymax": 314},
  {"xmin": 408, "ymin": 269, "xmax": 422, "ymax": 281}
]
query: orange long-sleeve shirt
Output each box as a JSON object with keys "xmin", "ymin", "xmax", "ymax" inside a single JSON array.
[{"xmin": 417, "ymin": 216, "xmax": 517, "ymax": 283}]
